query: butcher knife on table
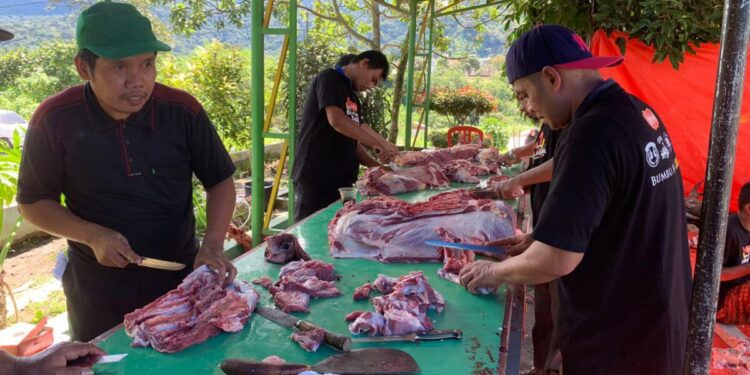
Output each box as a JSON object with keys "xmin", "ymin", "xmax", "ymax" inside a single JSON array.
[
  {"xmin": 256, "ymin": 306, "xmax": 352, "ymax": 352},
  {"xmin": 424, "ymin": 240, "xmax": 506, "ymax": 256},
  {"xmin": 352, "ymin": 329, "xmax": 462, "ymax": 343},
  {"xmin": 220, "ymin": 348, "xmax": 420, "ymax": 375}
]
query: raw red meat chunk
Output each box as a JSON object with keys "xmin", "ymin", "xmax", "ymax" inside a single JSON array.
[
  {"xmin": 265, "ymin": 233, "xmax": 311, "ymax": 264},
  {"xmin": 291, "ymin": 328, "xmax": 326, "ymax": 352},
  {"xmin": 254, "ymin": 260, "xmax": 341, "ymax": 312},
  {"xmin": 124, "ymin": 266, "xmax": 260, "ymax": 353},
  {"xmin": 273, "ymin": 291, "xmax": 310, "ymax": 313},
  {"xmin": 353, "ymin": 283, "xmax": 373, "ymax": 300}
]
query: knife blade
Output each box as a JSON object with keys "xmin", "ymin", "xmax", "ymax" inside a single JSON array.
[
  {"xmin": 353, "ymin": 329, "xmax": 462, "ymax": 343},
  {"xmin": 424, "ymin": 240, "xmax": 506, "ymax": 256},
  {"xmin": 67, "ymin": 353, "xmax": 127, "ymax": 367},
  {"xmin": 256, "ymin": 306, "xmax": 351, "ymax": 351},
  {"xmin": 139, "ymin": 257, "xmax": 185, "ymax": 271}
]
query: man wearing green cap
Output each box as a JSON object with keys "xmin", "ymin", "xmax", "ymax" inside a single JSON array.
[{"xmin": 16, "ymin": 1, "xmax": 238, "ymax": 342}]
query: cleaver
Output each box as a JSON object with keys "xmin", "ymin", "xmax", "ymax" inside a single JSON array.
[
  {"xmin": 256, "ymin": 306, "xmax": 351, "ymax": 352},
  {"xmin": 220, "ymin": 348, "xmax": 420, "ymax": 375},
  {"xmin": 424, "ymin": 240, "xmax": 506, "ymax": 256}
]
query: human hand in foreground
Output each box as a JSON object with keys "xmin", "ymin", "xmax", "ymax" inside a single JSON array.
[{"xmin": 12, "ymin": 342, "xmax": 105, "ymax": 375}]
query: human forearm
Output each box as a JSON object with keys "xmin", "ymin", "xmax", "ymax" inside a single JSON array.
[
  {"xmin": 18, "ymin": 199, "xmax": 104, "ymax": 247},
  {"xmin": 356, "ymin": 143, "xmax": 380, "ymax": 168},
  {"xmin": 0, "ymin": 350, "xmax": 15, "ymax": 375},
  {"xmin": 721, "ymin": 263, "xmax": 750, "ymax": 282},
  {"xmin": 515, "ymin": 158, "xmax": 554, "ymax": 187},
  {"xmin": 202, "ymin": 177, "xmax": 236, "ymax": 249},
  {"xmin": 492, "ymin": 241, "xmax": 580, "ymax": 284},
  {"xmin": 326, "ymin": 108, "xmax": 382, "ymax": 147}
]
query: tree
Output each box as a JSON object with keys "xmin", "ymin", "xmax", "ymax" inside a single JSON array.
[
  {"xmin": 496, "ymin": 0, "xmax": 723, "ymax": 68},
  {"xmin": 158, "ymin": 41, "xmax": 252, "ymax": 150},
  {"xmin": 427, "ymin": 85, "xmax": 496, "ymax": 126}
]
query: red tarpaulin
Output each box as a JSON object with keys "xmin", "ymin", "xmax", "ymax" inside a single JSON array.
[{"xmin": 591, "ymin": 30, "xmax": 749, "ymax": 212}]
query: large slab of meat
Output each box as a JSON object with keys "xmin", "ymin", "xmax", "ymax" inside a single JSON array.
[
  {"xmin": 252, "ymin": 260, "xmax": 341, "ymax": 313},
  {"xmin": 394, "ymin": 144, "xmax": 482, "ymax": 167},
  {"xmin": 329, "ymin": 190, "xmax": 516, "ymax": 263},
  {"xmin": 357, "ymin": 163, "xmax": 450, "ymax": 196},
  {"xmin": 348, "ymin": 271, "xmax": 445, "ymax": 336},
  {"xmin": 124, "ymin": 266, "xmax": 260, "ymax": 353}
]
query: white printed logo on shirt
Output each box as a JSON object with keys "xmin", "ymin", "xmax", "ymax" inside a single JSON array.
[
  {"xmin": 346, "ymin": 97, "xmax": 360, "ymax": 125},
  {"xmin": 645, "ymin": 142, "xmax": 660, "ymax": 168},
  {"xmin": 743, "ymin": 245, "xmax": 750, "ymax": 264}
]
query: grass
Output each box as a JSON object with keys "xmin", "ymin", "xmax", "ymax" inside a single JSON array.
[
  {"xmin": 21, "ymin": 290, "xmax": 66, "ymax": 324},
  {"xmin": 27, "ymin": 274, "xmax": 53, "ymax": 290}
]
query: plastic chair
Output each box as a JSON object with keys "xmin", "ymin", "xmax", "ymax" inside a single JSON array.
[{"xmin": 447, "ymin": 126, "xmax": 483, "ymax": 147}]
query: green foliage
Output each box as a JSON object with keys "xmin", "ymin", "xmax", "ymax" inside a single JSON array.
[
  {"xmin": 427, "ymin": 85, "xmax": 496, "ymax": 126},
  {"xmin": 479, "ymin": 117, "xmax": 510, "ymax": 151},
  {"xmin": 158, "ymin": 41, "xmax": 252, "ymax": 150},
  {"xmin": 361, "ymin": 86, "xmax": 391, "ymax": 139},
  {"xmin": 497, "ymin": 0, "xmax": 723, "ymax": 69},
  {"xmin": 0, "ymin": 129, "xmax": 25, "ymax": 268},
  {"xmin": 0, "ymin": 41, "xmax": 81, "ymax": 119},
  {"xmin": 23, "ymin": 290, "xmax": 67, "ymax": 324},
  {"xmin": 192, "ymin": 182, "xmax": 207, "ymax": 238}
]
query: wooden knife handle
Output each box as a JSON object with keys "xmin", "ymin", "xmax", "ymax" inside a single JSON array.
[
  {"xmin": 296, "ymin": 321, "xmax": 352, "ymax": 352},
  {"xmin": 220, "ymin": 359, "xmax": 308, "ymax": 375}
]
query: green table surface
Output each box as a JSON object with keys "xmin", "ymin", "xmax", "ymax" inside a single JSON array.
[{"xmin": 93, "ymin": 183, "xmax": 515, "ymax": 375}]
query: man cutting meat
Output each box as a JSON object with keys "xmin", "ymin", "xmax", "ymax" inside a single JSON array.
[
  {"xmin": 460, "ymin": 24, "xmax": 691, "ymax": 374},
  {"xmin": 292, "ymin": 50, "xmax": 399, "ymax": 221},
  {"xmin": 16, "ymin": 1, "xmax": 237, "ymax": 341}
]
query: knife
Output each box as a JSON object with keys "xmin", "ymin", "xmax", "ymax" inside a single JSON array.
[
  {"xmin": 67, "ymin": 353, "xmax": 128, "ymax": 367},
  {"xmin": 424, "ymin": 240, "xmax": 506, "ymax": 256},
  {"xmin": 139, "ymin": 257, "xmax": 186, "ymax": 271},
  {"xmin": 353, "ymin": 329, "xmax": 463, "ymax": 343},
  {"xmin": 256, "ymin": 306, "xmax": 352, "ymax": 352}
]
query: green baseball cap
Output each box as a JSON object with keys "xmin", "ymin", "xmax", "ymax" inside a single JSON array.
[{"xmin": 76, "ymin": 0, "xmax": 171, "ymax": 60}]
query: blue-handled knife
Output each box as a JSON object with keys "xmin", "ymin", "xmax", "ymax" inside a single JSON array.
[{"xmin": 424, "ymin": 240, "xmax": 506, "ymax": 256}]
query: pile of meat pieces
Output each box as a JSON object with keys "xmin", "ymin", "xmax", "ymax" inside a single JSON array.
[
  {"xmin": 712, "ymin": 340, "xmax": 750, "ymax": 374},
  {"xmin": 346, "ymin": 272, "xmax": 445, "ymax": 336},
  {"xmin": 356, "ymin": 145, "xmax": 505, "ymax": 197},
  {"xmin": 123, "ymin": 266, "xmax": 260, "ymax": 353},
  {"xmin": 356, "ymin": 163, "xmax": 450, "ymax": 196},
  {"xmin": 329, "ymin": 189, "xmax": 516, "ymax": 263},
  {"xmin": 252, "ymin": 260, "xmax": 341, "ymax": 313}
]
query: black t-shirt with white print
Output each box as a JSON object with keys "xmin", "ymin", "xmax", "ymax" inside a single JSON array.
[
  {"xmin": 527, "ymin": 123, "xmax": 560, "ymax": 223},
  {"xmin": 292, "ymin": 68, "xmax": 363, "ymax": 190},
  {"xmin": 533, "ymin": 80, "xmax": 691, "ymax": 375},
  {"xmin": 721, "ymin": 214, "xmax": 750, "ymax": 293}
]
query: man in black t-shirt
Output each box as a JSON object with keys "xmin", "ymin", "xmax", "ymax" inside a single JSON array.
[
  {"xmin": 460, "ymin": 25, "xmax": 691, "ymax": 374},
  {"xmin": 716, "ymin": 182, "xmax": 750, "ymax": 323},
  {"xmin": 292, "ymin": 50, "xmax": 398, "ymax": 221},
  {"xmin": 16, "ymin": 2, "xmax": 237, "ymax": 341}
]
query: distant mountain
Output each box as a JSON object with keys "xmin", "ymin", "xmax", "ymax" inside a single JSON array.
[
  {"xmin": 0, "ymin": 0, "xmax": 74, "ymax": 16},
  {"xmin": 0, "ymin": 1, "xmax": 507, "ymax": 57}
]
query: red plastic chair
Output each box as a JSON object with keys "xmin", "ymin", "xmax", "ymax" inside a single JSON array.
[{"xmin": 447, "ymin": 126, "xmax": 483, "ymax": 147}]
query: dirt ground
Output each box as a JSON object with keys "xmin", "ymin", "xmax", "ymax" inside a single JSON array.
[{"xmin": 4, "ymin": 235, "xmax": 66, "ymax": 291}]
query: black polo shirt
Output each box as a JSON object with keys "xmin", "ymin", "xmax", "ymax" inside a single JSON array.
[
  {"xmin": 292, "ymin": 68, "xmax": 362, "ymax": 190},
  {"xmin": 17, "ymin": 83, "xmax": 235, "ymax": 270},
  {"xmin": 533, "ymin": 80, "xmax": 691, "ymax": 375},
  {"xmin": 527, "ymin": 123, "xmax": 560, "ymax": 223},
  {"xmin": 721, "ymin": 214, "xmax": 750, "ymax": 293}
]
